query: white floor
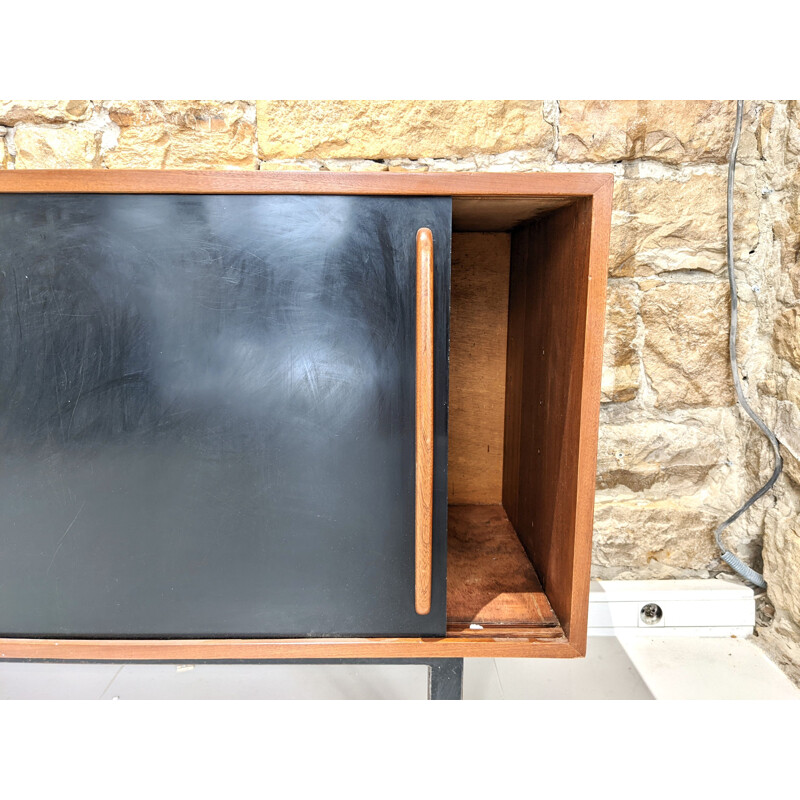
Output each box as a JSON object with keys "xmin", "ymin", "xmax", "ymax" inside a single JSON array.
[{"xmin": 1, "ymin": 635, "xmax": 797, "ymax": 699}]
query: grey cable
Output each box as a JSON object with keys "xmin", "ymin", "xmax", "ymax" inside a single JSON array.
[{"xmin": 714, "ymin": 100, "xmax": 783, "ymax": 589}]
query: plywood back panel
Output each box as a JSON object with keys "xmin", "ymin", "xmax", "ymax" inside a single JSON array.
[{"xmin": 448, "ymin": 233, "xmax": 510, "ymax": 504}]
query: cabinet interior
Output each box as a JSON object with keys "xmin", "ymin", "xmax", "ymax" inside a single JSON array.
[{"xmin": 447, "ymin": 197, "xmax": 593, "ymax": 640}]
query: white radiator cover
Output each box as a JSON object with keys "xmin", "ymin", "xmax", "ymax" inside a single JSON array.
[{"xmin": 588, "ymin": 579, "xmax": 755, "ymax": 637}]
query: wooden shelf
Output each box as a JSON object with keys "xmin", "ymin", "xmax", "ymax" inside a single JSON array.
[{"xmin": 447, "ymin": 504, "xmax": 560, "ymax": 630}]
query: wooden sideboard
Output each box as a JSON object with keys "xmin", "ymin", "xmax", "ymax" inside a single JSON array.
[{"xmin": 0, "ymin": 170, "xmax": 612, "ymax": 661}]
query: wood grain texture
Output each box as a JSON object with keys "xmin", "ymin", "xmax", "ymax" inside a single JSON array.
[
  {"xmin": 0, "ymin": 634, "xmax": 574, "ymax": 661},
  {"xmin": 448, "ymin": 234, "xmax": 510, "ymax": 504},
  {"xmin": 446, "ymin": 504, "xmax": 559, "ymax": 627},
  {"xmin": 569, "ymin": 180, "xmax": 613, "ymax": 655},
  {"xmin": 0, "ymin": 169, "xmax": 613, "ymax": 200},
  {"xmin": 445, "ymin": 624, "xmax": 564, "ymax": 638},
  {"xmin": 415, "ymin": 228, "xmax": 434, "ymax": 615},
  {"xmin": 502, "ymin": 191, "xmax": 611, "ymax": 651}
]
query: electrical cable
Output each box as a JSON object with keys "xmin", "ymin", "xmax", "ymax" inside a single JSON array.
[{"xmin": 714, "ymin": 100, "xmax": 783, "ymax": 589}]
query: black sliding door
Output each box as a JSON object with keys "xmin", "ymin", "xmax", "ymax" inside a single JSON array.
[{"xmin": 0, "ymin": 194, "xmax": 450, "ymax": 637}]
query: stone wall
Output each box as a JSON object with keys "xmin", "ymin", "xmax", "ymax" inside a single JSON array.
[{"xmin": 1, "ymin": 100, "xmax": 798, "ymax": 681}]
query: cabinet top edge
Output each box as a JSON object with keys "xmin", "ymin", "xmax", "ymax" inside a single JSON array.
[{"xmin": 0, "ymin": 170, "xmax": 614, "ymax": 197}]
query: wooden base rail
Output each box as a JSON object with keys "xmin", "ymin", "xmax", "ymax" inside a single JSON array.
[{"xmin": 0, "ymin": 634, "xmax": 582, "ymax": 661}]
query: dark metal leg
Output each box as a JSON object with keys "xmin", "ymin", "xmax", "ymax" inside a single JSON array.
[
  {"xmin": 16, "ymin": 656, "xmax": 466, "ymax": 700},
  {"xmin": 427, "ymin": 658, "xmax": 464, "ymax": 700}
]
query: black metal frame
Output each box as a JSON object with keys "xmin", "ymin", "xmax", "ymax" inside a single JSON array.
[{"xmin": 4, "ymin": 657, "xmax": 465, "ymax": 700}]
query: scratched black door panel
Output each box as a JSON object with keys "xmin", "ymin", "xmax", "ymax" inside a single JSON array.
[{"xmin": 0, "ymin": 194, "xmax": 450, "ymax": 637}]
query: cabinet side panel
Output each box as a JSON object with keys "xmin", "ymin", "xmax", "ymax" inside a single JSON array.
[
  {"xmin": 504, "ymin": 200, "xmax": 594, "ymax": 639},
  {"xmin": 502, "ymin": 225, "xmax": 529, "ymax": 528}
]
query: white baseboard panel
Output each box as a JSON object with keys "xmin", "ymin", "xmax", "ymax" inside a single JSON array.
[{"xmin": 588, "ymin": 579, "xmax": 755, "ymax": 637}]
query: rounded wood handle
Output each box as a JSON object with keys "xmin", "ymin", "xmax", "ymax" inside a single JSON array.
[{"xmin": 415, "ymin": 228, "xmax": 434, "ymax": 615}]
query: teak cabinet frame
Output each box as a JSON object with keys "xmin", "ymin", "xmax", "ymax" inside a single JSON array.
[{"xmin": 0, "ymin": 170, "xmax": 613, "ymax": 661}]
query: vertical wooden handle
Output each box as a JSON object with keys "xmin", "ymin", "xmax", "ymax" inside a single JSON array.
[{"xmin": 415, "ymin": 228, "xmax": 434, "ymax": 615}]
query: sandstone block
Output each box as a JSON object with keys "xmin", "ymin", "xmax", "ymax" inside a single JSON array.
[
  {"xmin": 104, "ymin": 100, "xmax": 256, "ymax": 170},
  {"xmin": 771, "ymin": 160, "xmax": 800, "ymax": 280},
  {"xmin": 14, "ymin": 125, "xmax": 101, "ymax": 168},
  {"xmin": 610, "ymin": 174, "xmax": 759, "ymax": 277},
  {"xmin": 601, "ymin": 283, "xmax": 639, "ymax": 402},
  {"xmin": 764, "ymin": 511, "xmax": 800, "ymax": 623},
  {"xmin": 782, "ymin": 448, "xmax": 800, "ymax": 487},
  {"xmin": 640, "ymin": 282, "xmax": 734, "ymax": 410},
  {"xmin": 593, "ymin": 495, "xmax": 719, "ymax": 570},
  {"xmin": 788, "ymin": 100, "xmax": 800, "ymax": 157},
  {"xmin": 0, "ymin": 100, "xmax": 92, "ymax": 126},
  {"xmin": 755, "ymin": 614, "xmax": 800, "ymax": 686},
  {"xmin": 106, "ymin": 100, "xmax": 249, "ymax": 129},
  {"xmin": 775, "ymin": 399, "xmax": 800, "ymax": 480},
  {"xmin": 256, "ymin": 101, "xmax": 553, "ymax": 160},
  {"xmin": 597, "ymin": 419, "xmax": 727, "ymax": 492},
  {"xmin": 785, "ymin": 374, "xmax": 800, "ymax": 409},
  {"xmin": 559, "ymin": 101, "xmax": 736, "ymax": 164},
  {"xmin": 774, "ymin": 306, "xmax": 800, "ymax": 370}
]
